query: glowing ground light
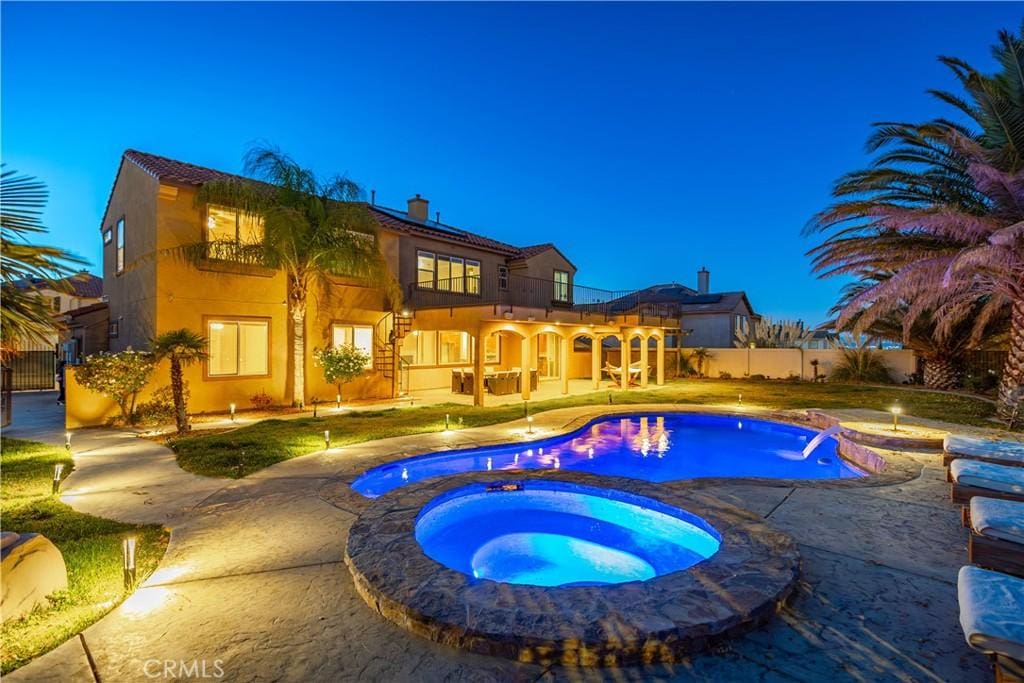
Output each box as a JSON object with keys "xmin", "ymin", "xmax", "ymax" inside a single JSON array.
[
  {"xmin": 123, "ymin": 537, "xmax": 137, "ymax": 589},
  {"xmin": 890, "ymin": 405, "xmax": 902, "ymax": 431}
]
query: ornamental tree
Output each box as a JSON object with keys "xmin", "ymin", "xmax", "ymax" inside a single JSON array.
[
  {"xmin": 75, "ymin": 350, "xmax": 156, "ymax": 424},
  {"xmin": 314, "ymin": 345, "xmax": 370, "ymax": 403}
]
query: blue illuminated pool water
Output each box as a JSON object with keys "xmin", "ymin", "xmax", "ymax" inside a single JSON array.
[
  {"xmin": 352, "ymin": 413, "xmax": 865, "ymax": 498},
  {"xmin": 415, "ymin": 481, "xmax": 721, "ymax": 587}
]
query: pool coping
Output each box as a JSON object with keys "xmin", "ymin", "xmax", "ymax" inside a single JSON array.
[
  {"xmin": 319, "ymin": 405, "xmax": 923, "ymax": 518},
  {"xmin": 345, "ymin": 471, "xmax": 801, "ymax": 667}
]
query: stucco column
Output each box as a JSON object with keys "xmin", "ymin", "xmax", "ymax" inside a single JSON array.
[
  {"xmin": 473, "ymin": 332, "xmax": 486, "ymax": 407},
  {"xmin": 656, "ymin": 334, "xmax": 665, "ymax": 385},
  {"xmin": 520, "ymin": 335, "xmax": 532, "ymax": 400},
  {"xmin": 639, "ymin": 335, "xmax": 649, "ymax": 387},
  {"xmin": 591, "ymin": 335, "xmax": 601, "ymax": 390},
  {"xmin": 560, "ymin": 335, "xmax": 570, "ymax": 395},
  {"xmin": 620, "ymin": 333, "xmax": 630, "ymax": 391}
]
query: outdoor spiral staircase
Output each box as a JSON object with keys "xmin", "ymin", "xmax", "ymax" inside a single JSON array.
[{"xmin": 374, "ymin": 312, "xmax": 413, "ymax": 397}]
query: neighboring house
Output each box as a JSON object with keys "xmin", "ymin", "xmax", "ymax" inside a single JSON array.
[
  {"xmin": 606, "ymin": 269, "xmax": 759, "ymax": 349},
  {"xmin": 8, "ymin": 272, "xmax": 103, "ymax": 390},
  {"xmin": 78, "ymin": 149, "xmax": 671, "ymax": 423},
  {"xmin": 61, "ymin": 302, "xmax": 110, "ymax": 363},
  {"xmin": 798, "ymin": 329, "xmax": 838, "ymax": 350}
]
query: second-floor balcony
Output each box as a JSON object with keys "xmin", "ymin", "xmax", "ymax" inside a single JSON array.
[{"xmin": 406, "ymin": 272, "xmax": 677, "ymax": 326}]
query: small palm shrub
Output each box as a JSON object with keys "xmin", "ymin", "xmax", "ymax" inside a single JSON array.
[{"xmin": 829, "ymin": 348, "xmax": 893, "ymax": 384}]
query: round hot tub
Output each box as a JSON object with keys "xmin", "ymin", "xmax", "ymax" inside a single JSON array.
[
  {"xmin": 415, "ymin": 481, "xmax": 721, "ymax": 587},
  {"xmin": 345, "ymin": 473, "xmax": 801, "ymax": 666}
]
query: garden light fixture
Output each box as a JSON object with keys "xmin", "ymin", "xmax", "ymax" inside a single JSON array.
[
  {"xmin": 123, "ymin": 536, "xmax": 137, "ymax": 589},
  {"xmin": 890, "ymin": 405, "xmax": 902, "ymax": 431},
  {"xmin": 324, "ymin": 430, "xmax": 331, "ymax": 449},
  {"xmin": 52, "ymin": 464, "xmax": 64, "ymax": 494}
]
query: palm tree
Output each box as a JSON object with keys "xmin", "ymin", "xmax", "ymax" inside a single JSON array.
[
  {"xmin": 151, "ymin": 329, "xmax": 208, "ymax": 434},
  {"xmin": 689, "ymin": 347, "xmax": 712, "ymax": 378},
  {"xmin": 189, "ymin": 147, "xmax": 400, "ymax": 406},
  {"xmin": 807, "ymin": 26, "xmax": 1024, "ymax": 418},
  {"xmin": 0, "ymin": 166, "xmax": 86, "ymax": 359}
]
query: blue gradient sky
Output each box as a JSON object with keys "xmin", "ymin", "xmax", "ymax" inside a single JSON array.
[{"xmin": 2, "ymin": 2, "xmax": 1018, "ymax": 324}]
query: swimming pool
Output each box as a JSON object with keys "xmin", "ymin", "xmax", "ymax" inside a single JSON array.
[
  {"xmin": 352, "ymin": 413, "xmax": 865, "ymax": 498},
  {"xmin": 414, "ymin": 480, "xmax": 721, "ymax": 587}
]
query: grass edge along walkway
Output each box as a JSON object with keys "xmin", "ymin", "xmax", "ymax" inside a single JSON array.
[
  {"xmin": 1, "ymin": 438, "xmax": 168, "ymax": 674},
  {"xmin": 168, "ymin": 379, "xmax": 1000, "ymax": 478}
]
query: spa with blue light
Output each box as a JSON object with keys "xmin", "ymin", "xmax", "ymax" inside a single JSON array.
[{"xmin": 414, "ymin": 481, "xmax": 722, "ymax": 587}]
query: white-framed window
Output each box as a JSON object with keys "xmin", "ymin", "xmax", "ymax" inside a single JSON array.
[
  {"xmin": 466, "ymin": 260, "xmax": 481, "ymax": 294},
  {"xmin": 497, "ymin": 265, "xmax": 509, "ymax": 290},
  {"xmin": 439, "ymin": 330, "xmax": 472, "ymax": 364},
  {"xmin": 553, "ymin": 270, "xmax": 569, "ymax": 303},
  {"xmin": 208, "ymin": 319, "xmax": 269, "ymax": 377},
  {"xmin": 417, "ymin": 250, "xmax": 435, "ymax": 289},
  {"xmin": 115, "ymin": 218, "xmax": 125, "ymax": 274},
  {"xmin": 331, "ymin": 324, "xmax": 374, "ymax": 369},
  {"xmin": 484, "ymin": 334, "xmax": 500, "ymax": 363},
  {"xmin": 399, "ymin": 330, "xmax": 474, "ymax": 366},
  {"xmin": 103, "ymin": 228, "xmax": 113, "ymax": 245},
  {"xmin": 206, "ymin": 205, "xmax": 264, "ymax": 245},
  {"xmin": 108, "ymin": 321, "xmax": 119, "ymax": 338}
]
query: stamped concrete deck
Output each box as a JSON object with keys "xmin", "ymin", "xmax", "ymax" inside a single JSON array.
[{"xmin": 5, "ymin": 393, "xmax": 992, "ymax": 682}]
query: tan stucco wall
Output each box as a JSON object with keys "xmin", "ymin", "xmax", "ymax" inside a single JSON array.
[{"xmin": 700, "ymin": 348, "xmax": 917, "ymax": 382}]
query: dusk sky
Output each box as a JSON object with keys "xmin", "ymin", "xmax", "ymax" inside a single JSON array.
[{"xmin": 2, "ymin": 2, "xmax": 1019, "ymax": 325}]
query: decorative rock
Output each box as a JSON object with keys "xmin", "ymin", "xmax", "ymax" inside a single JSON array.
[{"xmin": 1, "ymin": 533, "xmax": 68, "ymax": 622}]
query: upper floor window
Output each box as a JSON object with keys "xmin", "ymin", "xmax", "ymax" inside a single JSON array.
[
  {"xmin": 205, "ymin": 205, "xmax": 264, "ymax": 262},
  {"xmin": 497, "ymin": 265, "xmax": 509, "ymax": 291},
  {"xmin": 417, "ymin": 251, "xmax": 435, "ymax": 289},
  {"xmin": 48, "ymin": 296, "xmax": 61, "ymax": 312},
  {"xmin": 208, "ymin": 319, "xmax": 269, "ymax": 377},
  {"xmin": 417, "ymin": 250, "xmax": 481, "ymax": 295},
  {"xmin": 553, "ymin": 270, "xmax": 569, "ymax": 303},
  {"xmin": 115, "ymin": 218, "xmax": 125, "ymax": 274},
  {"xmin": 103, "ymin": 228, "xmax": 113, "ymax": 245},
  {"xmin": 331, "ymin": 324, "xmax": 374, "ymax": 369}
]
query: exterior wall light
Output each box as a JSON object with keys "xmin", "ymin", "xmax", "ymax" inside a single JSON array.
[{"xmin": 123, "ymin": 536, "xmax": 137, "ymax": 589}]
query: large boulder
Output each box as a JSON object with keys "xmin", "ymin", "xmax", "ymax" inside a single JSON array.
[{"xmin": 1, "ymin": 532, "xmax": 68, "ymax": 621}]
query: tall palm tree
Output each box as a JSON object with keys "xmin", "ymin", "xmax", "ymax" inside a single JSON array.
[
  {"xmin": 151, "ymin": 328, "xmax": 208, "ymax": 434},
  {"xmin": 807, "ymin": 26, "xmax": 1024, "ymax": 417},
  {"xmin": 191, "ymin": 147, "xmax": 399, "ymax": 406},
  {"xmin": 0, "ymin": 166, "xmax": 86, "ymax": 360}
]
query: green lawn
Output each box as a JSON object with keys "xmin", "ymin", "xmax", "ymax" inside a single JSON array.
[
  {"xmin": 1, "ymin": 439, "xmax": 167, "ymax": 674},
  {"xmin": 170, "ymin": 379, "xmax": 1000, "ymax": 478}
]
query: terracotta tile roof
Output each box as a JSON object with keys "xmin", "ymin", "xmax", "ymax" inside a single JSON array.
[
  {"xmin": 124, "ymin": 149, "xmax": 251, "ymax": 186},
  {"xmin": 12, "ymin": 272, "xmax": 103, "ymax": 299},
  {"xmin": 367, "ymin": 206, "xmax": 521, "ymax": 256},
  {"xmin": 114, "ymin": 149, "xmax": 558, "ymax": 260}
]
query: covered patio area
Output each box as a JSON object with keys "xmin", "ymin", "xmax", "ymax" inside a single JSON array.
[{"xmin": 403, "ymin": 308, "xmax": 673, "ymax": 407}]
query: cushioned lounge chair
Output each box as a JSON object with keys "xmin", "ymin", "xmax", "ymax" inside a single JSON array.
[
  {"xmin": 958, "ymin": 566, "xmax": 1024, "ymax": 682},
  {"xmin": 968, "ymin": 497, "xmax": 1024, "ymax": 579},
  {"xmin": 950, "ymin": 459, "xmax": 1024, "ymax": 505},
  {"xmin": 944, "ymin": 435, "xmax": 1024, "ymax": 468}
]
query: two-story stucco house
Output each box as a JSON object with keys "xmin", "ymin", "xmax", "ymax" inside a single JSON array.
[{"xmin": 69, "ymin": 150, "xmax": 673, "ymax": 425}]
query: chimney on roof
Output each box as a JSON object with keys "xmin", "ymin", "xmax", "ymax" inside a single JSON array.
[
  {"xmin": 407, "ymin": 194, "xmax": 428, "ymax": 222},
  {"xmin": 697, "ymin": 267, "xmax": 710, "ymax": 294}
]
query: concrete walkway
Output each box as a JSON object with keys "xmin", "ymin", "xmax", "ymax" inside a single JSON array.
[{"xmin": 5, "ymin": 393, "xmax": 993, "ymax": 682}]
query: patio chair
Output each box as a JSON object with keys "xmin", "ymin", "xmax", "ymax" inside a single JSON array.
[
  {"xmin": 968, "ymin": 497, "xmax": 1024, "ymax": 579},
  {"xmin": 603, "ymin": 364, "xmax": 623, "ymax": 383},
  {"xmin": 460, "ymin": 370, "xmax": 475, "ymax": 395},
  {"xmin": 451, "ymin": 370, "xmax": 464, "ymax": 394},
  {"xmin": 944, "ymin": 434, "xmax": 1024, "ymax": 468},
  {"xmin": 957, "ymin": 565, "xmax": 1024, "ymax": 682},
  {"xmin": 950, "ymin": 459, "xmax": 1024, "ymax": 505}
]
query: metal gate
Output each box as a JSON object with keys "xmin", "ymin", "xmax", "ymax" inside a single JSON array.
[
  {"xmin": 1, "ymin": 366, "xmax": 12, "ymax": 427},
  {"xmin": 10, "ymin": 350, "xmax": 56, "ymax": 391}
]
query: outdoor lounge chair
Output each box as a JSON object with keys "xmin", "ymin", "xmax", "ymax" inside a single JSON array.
[
  {"xmin": 944, "ymin": 434, "xmax": 1024, "ymax": 468},
  {"xmin": 968, "ymin": 497, "xmax": 1024, "ymax": 579},
  {"xmin": 958, "ymin": 565, "xmax": 1024, "ymax": 682},
  {"xmin": 451, "ymin": 370, "xmax": 464, "ymax": 394},
  {"xmin": 950, "ymin": 459, "xmax": 1024, "ymax": 505}
]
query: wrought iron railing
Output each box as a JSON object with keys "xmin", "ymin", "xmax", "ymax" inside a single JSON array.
[{"xmin": 406, "ymin": 272, "xmax": 680, "ymax": 325}]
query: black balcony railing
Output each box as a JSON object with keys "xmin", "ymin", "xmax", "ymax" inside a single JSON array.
[{"xmin": 406, "ymin": 272, "xmax": 678, "ymax": 325}]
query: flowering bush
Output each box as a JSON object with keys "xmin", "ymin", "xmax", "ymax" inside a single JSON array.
[
  {"xmin": 250, "ymin": 389, "xmax": 274, "ymax": 410},
  {"xmin": 75, "ymin": 350, "xmax": 155, "ymax": 424},
  {"xmin": 314, "ymin": 345, "xmax": 370, "ymax": 402}
]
